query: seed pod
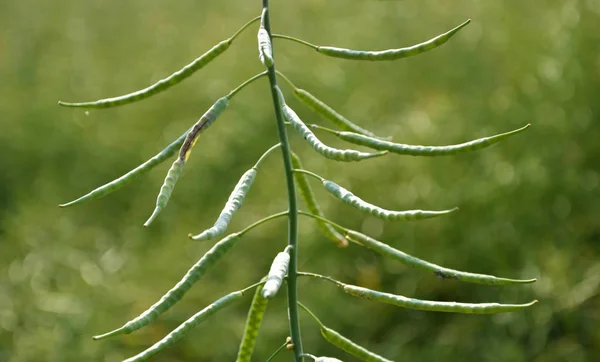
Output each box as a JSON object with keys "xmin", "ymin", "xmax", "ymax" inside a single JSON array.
[
  {"xmin": 58, "ymin": 16, "xmax": 262, "ymax": 108},
  {"xmin": 331, "ymin": 124, "xmax": 531, "ymax": 156},
  {"xmin": 236, "ymin": 282, "xmax": 269, "ymax": 362},
  {"xmin": 262, "ymin": 248, "xmax": 291, "ymax": 299},
  {"xmin": 276, "ymin": 72, "xmax": 386, "ymax": 139},
  {"xmin": 190, "ymin": 168, "xmax": 256, "ymax": 241},
  {"xmin": 179, "ymin": 97, "xmax": 229, "ymax": 162},
  {"xmin": 144, "ymin": 159, "xmax": 184, "ymax": 226},
  {"xmin": 291, "ymin": 152, "xmax": 347, "ymax": 247},
  {"xmin": 258, "ymin": 8, "xmax": 274, "ymax": 68},
  {"xmin": 343, "ymin": 284, "xmax": 538, "ymax": 314},
  {"xmin": 316, "ymin": 20, "xmax": 470, "ymax": 61},
  {"xmin": 59, "ymin": 128, "xmax": 189, "ymax": 208},
  {"xmin": 299, "ymin": 302, "xmax": 391, "ymax": 362},
  {"xmin": 346, "ymin": 230, "xmax": 536, "ymax": 285},
  {"xmin": 282, "ymin": 104, "xmax": 386, "ymax": 162},
  {"xmin": 123, "ymin": 290, "xmax": 245, "ymax": 362},
  {"xmin": 93, "ymin": 233, "xmax": 242, "ymax": 340},
  {"xmin": 322, "ymin": 180, "xmax": 457, "ymax": 221}
]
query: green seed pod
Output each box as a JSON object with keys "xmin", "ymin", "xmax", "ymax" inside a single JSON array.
[
  {"xmin": 291, "ymin": 152, "xmax": 347, "ymax": 247},
  {"xmin": 346, "ymin": 230, "xmax": 536, "ymax": 285},
  {"xmin": 262, "ymin": 248, "xmax": 291, "ymax": 299},
  {"xmin": 322, "ymin": 180, "xmax": 458, "ymax": 221},
  {"xmin": 190, "ymin": 168, "xmax": 256, "ymax": 241},
  {"xmin": 179, "ymin": 97, "xmax": 229, "ymax": 163},
  {"xmin": 343, "ymin": 284, "xmax": 538, "ymax": 314},
  {"xmin": 236, "ymin": 282, "xmax": 269, "ymax": 362},
  {"xmin": 92, "ymin": 233, "xmax": 242, "ymax": 340},
  {"xmin": 331, "ymin": 124, "xmax": 531, "ymax": 156},
  {"xmin": 59, "ymin": 128, "xmax": 189, "ymax": 208},
  {"xmin": 144, "ymin": 159, "xmax": 185, "ymax": 226},
  {"xmin": 316, "ymin": 20, "xmax": 470, "ymax": 61},
  {"xmin": 258, "ymin": 9, "xmax": 274, "ymax": 68},
  {"xmin": 299, "ymin": 302, "xmax": 391, "ymax": 362},
  {"xmin": 282, "ymin": 104, "xmax": 386, "ymax": 162},
  {"xmin": 123, "ymin": 290, "xmax": 245, "ymax": 362},
  {"xmin": 276, "ymin": 72, "xmax": 386, "ymax": 139},
  {"xmin": 58, "ymin": 16, "xmax": 262, "ymax": 109}
]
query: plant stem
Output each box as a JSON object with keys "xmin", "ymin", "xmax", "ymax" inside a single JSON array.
[{"xmin": 261, "ymin": 1, "xmax": 304, "ymax": 360}]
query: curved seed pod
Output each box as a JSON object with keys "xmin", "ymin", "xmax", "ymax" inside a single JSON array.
[
  {"xmin": 144, "ymin": 159, "xmax": 184, "ymax": 226},
  {"xmin": 343, "ymin": 284, "xmax": 538, "ymax": 314},
  {"xmin": 190, "ymin": 168, "xmax": 256, "ymax": 241},
  {"xmin": 282, "ymin": 104, "xmax": 386, "ymax": 162},
  {"xmin": 59, "ymin": 128, "xmax": 189, "ymax": 208},
  {"xmin": 93, "ymin": 233, "xmax": 242, "ymax": 340},
  {"xmin": 323, "ymin": 180, "xmax": 458, "ymax": 221},
  {"xmin": 179, "ymin": 97, "xmax": 229, "ymax": 162},
  {"xmin": 332, "ymin": 124, "xmax": 531, "ymax": 156},
  {"xmin": 123, "ymin": 290, "xmax": 245, "ymax": 362},
  {"xmin": 262, "ymin": 248, "xmax": 291, "ymax": 299},
  {"xmin": 58, "ymin": 16, "xmax": 262, "ymax": 109},
  {"xmin": 316, "ymin": 19, "xmax": 470, "ymax": 61},
  {"xmin": 346, "ymin": 230, "xmax": 536, "ymax": 285},
  {"xmin": 236, "ymin": 283, "xmax": 269, "ymax": 362},
  {"xmin": 58, "ymin": 40, "xmax": 230, "ymax": 109},
  {"xmin": 291, "ymin": 152, "xmax": 347, "ymax": 247},
  {"xmin": 258, "ymin": 8, "xmax": 274, "ymax": 67}
]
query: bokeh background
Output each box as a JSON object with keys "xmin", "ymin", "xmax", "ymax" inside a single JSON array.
[{"xmin": 1, "ymin": 0, "xmax": 599, "ymax": 361}]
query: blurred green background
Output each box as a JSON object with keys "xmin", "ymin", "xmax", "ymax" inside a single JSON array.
[{"xmin": 1, "ymin": 0, "xmax": 599, "ymax": 361}]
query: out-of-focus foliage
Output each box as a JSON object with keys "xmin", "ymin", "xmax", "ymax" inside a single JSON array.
[{"xmin": 1, "ymin": 0, "xmax": 599, "ymax": 361}]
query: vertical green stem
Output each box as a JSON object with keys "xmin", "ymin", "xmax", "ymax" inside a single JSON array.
[{"xmin": 261, "ymin": 1, "xmax": 303, "ymax": 360}]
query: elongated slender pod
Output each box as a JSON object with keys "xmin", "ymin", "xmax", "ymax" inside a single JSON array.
[
  {"xmin": 282, "ymin": 102, "xmax": 386, "ymax": 162},
  {"xmin": 258, "ymin": 8, "xmax": 274, "ymax": 67},
  {"xmin": 144, "ymin": 159, "xmax": 184, "ymax": 226},
  {"xmin": 325, "ymin": 124, "xmax": 530, "ymax": 156},
  {"xmin": 299, "ymin": 302, "xmax": 392, "ymax": 362},
  {"xmin": 343, "ymin": 284, "xmax": 538, "ymax": 314},
  {"xmin": 58, "ymin": 16, "xmax": 261, "ymax": 108},
  {"xmin": 345, "ymin": 230, "xmax": 536, "ymax": 285},
  {"xmin": 59, "ymin": 128, "xmax": 189, "ymax": 208},
  {"xmin": 262, "ymin": 247, "xmax": 292, "ymax": 299},
  {"xmin": 93, "ymin": 233, "xmax": 242, "ymax": 340},
  {"xmin": 315, "ymin": 19, "xmax": 470, "ymax": 61},
  {"xmin": 123, "ymin": 290, "xmax": 246, "ymax": 362},
  {"xmin": 323, "ymin": 179, "xmax": 458, "ymax": 221},
  {"xmin": 236, "ymin": 283, "xmax": 269, "ymax": 362},
  {"xmin": 190, "ymin": 168, "xmax": 257, "ymax": 241},
  {"xmin": 276, "ymin": 71, "xmax": 386, "ymax": 139},
  {"xmin": 291, "ymin": 152, "xmax": 347, "ymax": 247}
]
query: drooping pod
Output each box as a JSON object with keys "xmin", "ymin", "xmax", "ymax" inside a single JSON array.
[
  {"xmin": 276, "ymin": 71, "xmax": 387, "ymax": 139},
  {"xmin": 343, "ymin": 284, "xmax": 538, "ymax": 314},
  {"xmin": 93, "ymin": 233, "xmax": 242, "ymax": 340},
  {"xmin": 282, "ymin": 103, "xmax": 387, "ymax": 162},
  {"xmin": 258, "ymin": 8, "xmax": 274, "ymax": 67},
  {"xmin": 291, "ymin": 152, "xmax": 347, "ymax": 247},
  {"xmin": 145, "ymin": 97, "xmax": 229, "ymax": 226},
  {"xmin": 322, "ymin": 179, "xmax": 458, "ymax": 221},
  {"xmin": 236, "ymin": 282, "xmax": 269, "ymax": 362},
  {"xmin": 123, "ymin": 289, "xmax": 248, "ymax": 362},
  {"xmin": 316, "ymin": 19, "xmax": 470, "ymax": 61},
  {"xmin": 144, "ymin": 159, "xmax": 184, "ymax": 226},
  {"xmin": 59, "ymin": 128, "xmax": 189, "ymax": 208},
  {"xmin": 314, "ymin": 124, "xmax": 531, "ymax": 157},
  {"xmin": 262, "ymin": 247, "xmax": 291, "ymax": 299},
  {"xmin": 58, "ymin": 16, "xmax": 261, "ymax": 109},
  {"xmin": 190, "ymin": 168, "xmax": 256, "ymax": 241},
  {"xmin": 299, "ymin": 302, "xmax": 392, "ymax": 362},
  {"xmin": 345, "ymin": 230, "xmax": 537, "ymax": 285}
]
